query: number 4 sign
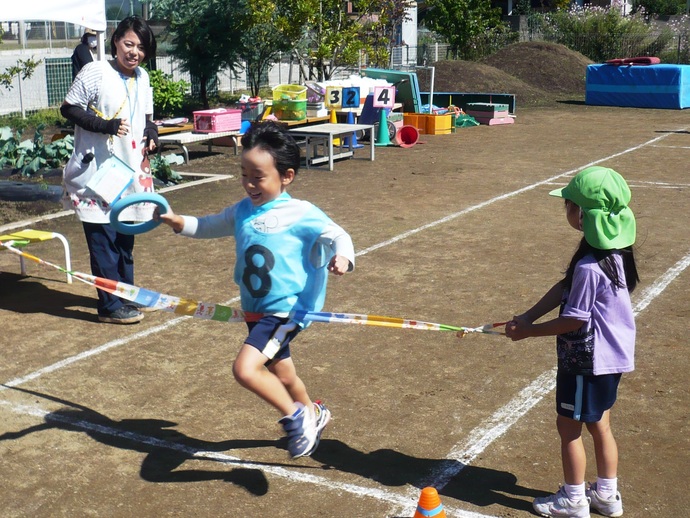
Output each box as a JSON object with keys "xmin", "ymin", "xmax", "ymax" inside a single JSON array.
[{"xmin": 373, "ymin": 86, "xmax": 395, "ymax": 108}]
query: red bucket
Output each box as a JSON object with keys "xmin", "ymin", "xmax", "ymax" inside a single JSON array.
[{"xmin": 395, "ymin": 125, "xmax": 419, "ymax": 148}]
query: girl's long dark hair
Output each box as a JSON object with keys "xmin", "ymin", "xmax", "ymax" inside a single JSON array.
[{"xmin": 564, "ymin": 237, "xmax": 639, "ymax": 293}]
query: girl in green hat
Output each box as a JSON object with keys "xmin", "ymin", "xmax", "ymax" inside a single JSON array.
[{"xmin": 506, "ymin": 166, "xmax": 639, "ymax": 518}]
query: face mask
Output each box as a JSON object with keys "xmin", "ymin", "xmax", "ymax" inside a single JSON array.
[{"xmin": 87, "ymin": 36, "xmax": 97, "ymax": 48}]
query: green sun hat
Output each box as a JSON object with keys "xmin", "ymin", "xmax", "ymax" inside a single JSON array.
[{"xmin": 549, "ymin": 166, "xmax": 636, "ymax": 250}]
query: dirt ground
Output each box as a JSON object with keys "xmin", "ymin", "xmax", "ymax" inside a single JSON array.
[
  {"xmin": 1, "ymin": 44, "xmax": 688, "ymax": 518},
  {"xmin": 1, "ymin": 42, "xmax": 591, "ymax": 226}
]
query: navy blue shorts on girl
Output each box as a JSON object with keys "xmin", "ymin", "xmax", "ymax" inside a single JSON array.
[
  {"xmin": 245, "ymin": 315, "xmax": 301, "ymax": 363},
  {"xmin": 556, "ymin": 370, "xmax": 622, "ymax": 422}
]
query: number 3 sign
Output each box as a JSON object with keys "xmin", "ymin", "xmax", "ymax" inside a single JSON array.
[
  {"xmin": 325, "ymin": 86, "xmax": 342, "ymax": 109},
  {"xmin": 372, "ymin": 86, "xmax": 395, "ymax": 109}
]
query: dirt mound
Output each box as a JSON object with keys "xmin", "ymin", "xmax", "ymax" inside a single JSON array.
[
  {"xmin": 421, "ymin": 42, "xmax": 592, "ymax": 106},
  {"xmin": 483, "ymin": 41, "xmax": 593, "ymax": 95}
]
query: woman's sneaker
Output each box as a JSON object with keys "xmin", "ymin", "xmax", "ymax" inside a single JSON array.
[
  {"xmin": 533, "ymin": 487, "xmax": 591, "ymax": 517},
  {"xmin": 279, "ymin": 403, "xmax": 316, "ymax": 459},
  {"xmin": 586, "ymin": 483, "xmax": 623, "ymax": 517},
  {"xmin": 98, "ymin": 305, "xmax": 144, "ymax": 324},
  {"xmin": 306, "ymin": 400, "xmax": 331, "ymax": 456},
  {"xmin": 127, "ymin": 301, "xmax": 160, "ymax": 313}
]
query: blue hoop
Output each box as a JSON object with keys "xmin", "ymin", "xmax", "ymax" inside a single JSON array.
[{"xmin": 109, "ymin": 193, "xmax": 169, "ymax": 235}]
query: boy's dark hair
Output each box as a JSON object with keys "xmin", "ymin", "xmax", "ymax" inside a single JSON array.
[
  {"xmin": 240, "ymin": 121, "xmax": 301, "ymax": 177},
  {"xmin": 564, "ymin": 237, "xmax": 639, "ymax": 293},
  {"xmin": 111, "ymin": 16, "xmax": 157, "ymax": 60}
]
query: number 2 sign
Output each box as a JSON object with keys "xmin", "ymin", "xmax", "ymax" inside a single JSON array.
[
  {"xmin": 341, "ymin": 87, "xmax": 360, "ymax": 108},
  {"xmin": 372, "ymin": 86, "xmax": 395, "ymax": 109}
]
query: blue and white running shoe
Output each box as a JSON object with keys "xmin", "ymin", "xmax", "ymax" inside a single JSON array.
[{"xmin": 279, "ymin": 402, "xmax": 316, "ymax": 458}]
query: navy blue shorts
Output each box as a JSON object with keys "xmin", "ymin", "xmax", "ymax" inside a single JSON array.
[
  {"xmin": 245, "ymin": 315, "xmax": 301, "ymax": 363},
  {"xmin": 556, "ymin": 370, "xmax": 622, "ymax": 422}
]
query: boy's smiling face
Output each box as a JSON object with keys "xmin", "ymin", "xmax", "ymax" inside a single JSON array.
[{"xmin": 240, "ymin": 146, "xmax": 294, "ymax": 206}]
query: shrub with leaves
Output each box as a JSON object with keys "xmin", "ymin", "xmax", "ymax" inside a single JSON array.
[
  {"xmin": 0, "ymin": 57, "xmax": 42, "ymax": 90},
  {"xmin": 528, "ymin": 6, "xmax": 673, "ymax": 63},
  {"xmin": 149, "ymin": 69, "xmax": 189, "ymax": 118},
  {"xmin": 0, "ymin": 125, "xmax": 74, "ymax": 176},
  {"xmin": 150, "ymin": 153, "xmax": 182, "ymax": 184}
]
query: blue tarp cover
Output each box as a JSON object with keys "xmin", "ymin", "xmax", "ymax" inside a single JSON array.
[{"xmin": 586, "ymin": 64, "xmax": 690, "ymax": 109}]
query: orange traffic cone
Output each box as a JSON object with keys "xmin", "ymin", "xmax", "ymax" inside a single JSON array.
[
  {"xmin": 329, "ymin": 109, "xmax": 341, "ymax": 146},
  {"xmin": 413, "ymin": 487, "xmax": 447, "ymax": 518}
]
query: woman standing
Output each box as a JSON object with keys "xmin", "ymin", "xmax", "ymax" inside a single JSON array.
[{"xmin": 61, "ymin": 16, "xmax": 159, "ymax": 324}]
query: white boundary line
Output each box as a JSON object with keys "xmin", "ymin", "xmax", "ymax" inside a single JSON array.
[
  {"xmin": 0, "ymin": 174, "xmax": 234, "ymax": 234},
  {"xmin": 0, "ymin": 399, "xmax": 492, "ymax": 518},
  {"xmin": 2, "ymin": 129, "xmax": 688, "ymax": 517},
  {"xmin": 355, "ymin": 131, "xmax": 674, "ymax": 258}
]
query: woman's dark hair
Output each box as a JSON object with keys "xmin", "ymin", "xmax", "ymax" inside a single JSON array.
[
  {"xmin": 110, "ymin": 16, "xmax": 157, "ymax": 60},
  {"xmin": 240, "ymin": 121, "xmax": 301, "ymax": 177},
  {"xmin": 564, "ymin": 237, "xmax": 639, "ymax": 293}
]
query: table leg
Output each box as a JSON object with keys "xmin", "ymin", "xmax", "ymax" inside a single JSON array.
[
  {"xmin": 369, "ymin": 129, "xmax": 375, "ymax": 161},
  {"xmin": 328, "ymin": 136, "xmax": 334, "ymax": 171},
  {"xmin": 305, "ymin": 137, "xmax": 312, "ymax": 169}
]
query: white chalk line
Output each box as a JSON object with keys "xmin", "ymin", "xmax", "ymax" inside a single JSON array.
[
  {"xmin": 2, "ymin": 129, "xmax": 687, "ymax": 517},
  {"xmin": 0, "ymin": 398, "xmax": 491, "ymax": 518},
  {"xmin": 391, "ymin": 247, "xmax": 690, "ymax": 516},
  {"xmin": 356, "ymin": 130, "xmax": 675, "ymax": 258},
  {"xmin": 0, "ymin": 174, "xmax": 235, "ymax": 234},
  {"xmin": 650, "ymin": 144, "xmax": 690, "ymax": 149},
  {"xmin": 632, "ymin": 252, "xmax": 690, "ymax": 317}
]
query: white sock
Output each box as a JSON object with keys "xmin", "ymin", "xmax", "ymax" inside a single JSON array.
[
  {"xmin": 564, "ymin": 482, "xmax": 586, "ymax": 502},
  {"xmin": 596, "ymin": 477, "xmax": 618, "ymax": 499}
]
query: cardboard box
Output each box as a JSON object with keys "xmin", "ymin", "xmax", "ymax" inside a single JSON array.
[
  {"xmin": 403, "ymin": 113, "xmax": 425, "ymax": 134},
  {"xmin": 193, "ymin": 108, "xmax": 242, "ymax": 133}
]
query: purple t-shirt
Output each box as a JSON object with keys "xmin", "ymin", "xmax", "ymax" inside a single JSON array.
[{"xmin": 557, "ymin": 253, "xmax": 635, "ymax": 375}]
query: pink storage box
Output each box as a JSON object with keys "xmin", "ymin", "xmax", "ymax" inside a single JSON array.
[{"xmin": 193, "ymin": 108, "xmax": 242, "ymax": 133}]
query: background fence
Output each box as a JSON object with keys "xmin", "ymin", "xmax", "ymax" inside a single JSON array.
[{"xmin": 1, "ymin": 18, "xmax": 689, "ymax": 118}]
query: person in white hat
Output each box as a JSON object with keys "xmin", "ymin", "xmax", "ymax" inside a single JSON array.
[{"xmin": 71, "ymin": 28, "xmax": 98, "ymax": 80}]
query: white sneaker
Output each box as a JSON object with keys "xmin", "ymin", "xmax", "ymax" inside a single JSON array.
[
  {"xmin": 278, "ymin": 402, "xmax": 316, "ymax": 459},
  {"xmin": 533, "ymin": 487, "xmax": 591, "ymax": 517},
  {"xmin": 586, "ymin": 483, "xmax": 623, "ymax": 517},
  {"xmin": 305, "ymin": 400, "xmax": 331, "ymax": 456}
]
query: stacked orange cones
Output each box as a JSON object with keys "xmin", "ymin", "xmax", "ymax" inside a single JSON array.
[{"xmin": 413, "ymin": 487, "xmax": 447, "ymax": 518}]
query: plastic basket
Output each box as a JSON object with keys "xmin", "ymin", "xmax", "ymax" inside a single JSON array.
[
  {"xmin": 235, "ymin": 101, "xmax": 265, "ymax": 121},
  {"xmin": 272, "ymin": 99, "xmax": 307, "ymax": 121},
  {"xmin": 193, "ymin": 108, "xmax": 242, "ymax": 133},
  {"xmin": 272, "ymin": 84, "xmax": 307, "ymax": 101}
]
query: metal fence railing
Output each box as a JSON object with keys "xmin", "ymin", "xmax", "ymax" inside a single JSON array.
[{"xmin": 2, "ymin": 19, "xmax": 690, "ymax": 118}]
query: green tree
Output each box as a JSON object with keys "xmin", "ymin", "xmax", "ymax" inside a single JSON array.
[
  {"xmin": 423, "ymin": 0, "xmax": 504, "ymax": 59},
  {"xmin": 151, "ymin": 0, "xmax": 248, "ymax": 108},
  {"xmin": 357, "ymin": 0, "xmax": 415, "ymax": 68},
  {"xmin": 240, "ymin": 0, "xmax": 311, "ymax": 96},
  {"xmin": 298, "ymin": 0, "xmax": 365, "ymax": 80}
]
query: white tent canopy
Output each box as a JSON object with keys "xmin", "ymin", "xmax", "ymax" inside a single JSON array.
[{"xmin": 0, "ymin": 0, "xmax": 107, "ymax": 32}]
